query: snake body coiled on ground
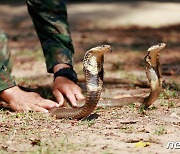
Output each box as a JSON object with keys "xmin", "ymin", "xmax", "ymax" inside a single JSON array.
[{"xmin": 50, "ymin": 43, "xmax": 166, "ymax": 119}]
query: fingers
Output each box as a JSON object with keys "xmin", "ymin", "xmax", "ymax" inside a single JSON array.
[
  {"xmin": 53, "ymin": 89, "xmax": 64, "ymax": 106},
  {"xmin": 63, "ymin": 87, "xmax": 85, "ymax": 107},
  {"xmin": 74, "ymin": 92, "xmax": 85, "ymax": 101},
  {"xmin": 66, "ymin": 93, "xmax": 77, "ymax": 107},
  {"xmin": 53, "ymin": 88, "xmax": 85, "ymax": 107},
  {"xmin": 30, "ymin": 104, "xmax": 49, "ymax": 113},
  {"xmin": 38, "ymin": 99, "xmax": 60, "ymax": 109},
  {"xmin": 10, "ymin": 103, "xmax": 31, "ymax": 112},
  {"xmin": 3, "ymin": 86, "xmax": 60, "ymax": 113},
  {"xmin": 53, "ymin": 77, "xmax": 85, "ymax": 108},
  {"xmin": 9, "ymin": 102, "xmax": 48, "ymax": 113}
]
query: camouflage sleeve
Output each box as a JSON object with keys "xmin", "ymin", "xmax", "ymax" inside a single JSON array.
[
  {"xmin": 26, "ymin": 0, "xmax": 75, "ymax": 73},
  {"xmin": 0, "ymin": 31, "xmax": 16, "ymax": 92}
]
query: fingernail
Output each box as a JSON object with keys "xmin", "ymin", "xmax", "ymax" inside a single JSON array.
[
  {"xmin": 73, "ymin": 103, "xmax": 77, "ymax": 107},
  {"xmin": 59, "ymin": 102, "xmax": 63, "ymax": 106},
  {"xmin": 56, "ymin": 103, "xmax": 60, "ymax": 107},
  {"xmin": 45, "ymin": 110, "xmax": 49, "ymax": 113}
]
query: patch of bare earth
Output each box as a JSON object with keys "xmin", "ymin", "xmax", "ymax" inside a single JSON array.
[{"xmin": 0, "ymin": 1, "xmax": 180, "ymax": 154}]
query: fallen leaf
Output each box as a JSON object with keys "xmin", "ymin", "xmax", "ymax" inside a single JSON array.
[{"xmin": 135, "ymin": 141, "xmax": 151, "ymax": 148}]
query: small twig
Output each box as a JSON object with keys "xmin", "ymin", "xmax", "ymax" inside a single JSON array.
[{"xmin": 118, "ymin": 120, "xmax": 138, "ymax": 124}]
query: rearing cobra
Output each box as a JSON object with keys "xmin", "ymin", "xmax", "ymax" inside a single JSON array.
[
  {"xmin": 50, "ymin": 43, "xmax": 166, "ymax": 119},
  {"xmin": 50, "ymin": 45, "xmax": 111, "ymax": 119}
]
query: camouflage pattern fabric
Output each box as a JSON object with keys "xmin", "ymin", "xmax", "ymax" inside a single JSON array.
[
  {"xmin": 0, "ymin": 0, "xmax": 74, "ymax": 91},
  {"xmin": 27, "ymin": 0, "xmax": 74, "ymax": 72},
  {"xmin": 0, "ymin": 31, "xmax": 16, "ymax": 92}
]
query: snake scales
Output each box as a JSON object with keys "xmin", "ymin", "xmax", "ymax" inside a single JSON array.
[{"xmin": 50, "ymin": 43, "xmax": 166, "ymax": 119}]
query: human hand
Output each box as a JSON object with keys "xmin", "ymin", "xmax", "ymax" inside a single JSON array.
[
  {"xmin": 53, "ymin": 76, "xmax": 85, "ymax": 107},
  {"xmin": 53, "ymin": 64, "xmax": 85, "ymax": 107},
  {"xmin": 0, "ymin": 86, "xmax": 60, "ymax": 113}
]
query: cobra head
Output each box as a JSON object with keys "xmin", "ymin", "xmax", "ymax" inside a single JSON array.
[
  {"xmin": 146, "ymin": 43, "xmax": 166, "ymax": 67},
  {"xmin": 148, "ymin": 43, "xmax": 166, "ymax": 53},
  {"xmin": 89, "ymin": 45, "xmax": 112, "ymax": 56}
]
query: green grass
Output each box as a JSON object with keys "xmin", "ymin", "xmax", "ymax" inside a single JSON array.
[
  {"xmin": 0, "ymin": 110, "xmax": 89, "ymax": 154},
  {"xmin": 159, "ymin": 88, "xmax": 178, "ymax": 99},
  {"xmin": 148, "ymin": 106, "xmax": 157, "ymax": 110},
  {"xmin": 120, "ymin": 125, "xmax": 134, "ymax": 133},
  {"xmin": 95, "ymin": 107, "xmax": 103, "ymax": 113},
  {"xmin": 138, "ymin": 104, "xmax": 146, "ymax": 115},
  {"xmin": 128, "ymin": 103, "xmax": 136, "ymax": 111},
  {"xmin": 23, "ymin": 137, "xmax": 87, "ymax": 154},
  {"xmin": 154, "ymin": 126, "xmax": 166, "ymax": 135},
  {"xmin": 168, "ymin": 101, "xmax": 176, "ymax": 108},
  {"xmin": 80, "ymin": 119, "xmax": 96, "ymax": 127},
  {"xmin": 160, "ymin": 101, "xmax": 168, "ymax": 106},
  {"xmin": 29, "ymin": 139, "xmax": 83, "ymax": 154},
  {"xmin": 160, "ymin": 100, "xmax": 176, "ymax": 108}
]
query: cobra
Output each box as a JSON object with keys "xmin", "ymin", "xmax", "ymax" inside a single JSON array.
[
  {"xmin": 50, "ymin": 43, "xmax": 166, "ymax": 119},
  {"xmin": 50, "ymin": 45, "xmax": 111, "ymax": 119}
]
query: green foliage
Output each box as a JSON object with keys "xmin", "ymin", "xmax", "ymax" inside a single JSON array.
[
  {"xmin": 160, "ymin": 100, "xmax": 176, "ymax": 108},
  {"xmin": 160, "ymin": 101, "xmax": 168, "ymax": 106},
  {"xmin": 128, "ymin": 103, "xmax": 135, "ymax": 111},
  {"xmin": 148, "ymin": 106, "xmax": 157, "ymax": 110},
  {"xmin": 80, "ymin": 119, "xmax": 96, "ymax": 127},
  {"xmin": 168, "ymin": 101, "xmax": 176, "ymax": 108},
  {"xmin": 159, "ymin": 88, "xmax": 178, "ymax": 99},
  {"xmin": 120, "ymin": 125, "xmax": 134, "ymax": 133},
  {"xmin": 154, "ymin": 126, "xmax": 166, "ymax": 135},
  {"xmin": 139, "ymin": 104, "xmax": 146, "ymax": 115}
]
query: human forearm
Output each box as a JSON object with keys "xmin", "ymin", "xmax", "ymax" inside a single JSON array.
[{"xmin": 26, "ymin": 0, "xmax": 74, "ymax": 73}]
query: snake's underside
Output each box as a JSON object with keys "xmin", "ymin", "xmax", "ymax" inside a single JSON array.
[{"xmin": 50, "ymin": 43, "xmax": 166, "ymax": 119}]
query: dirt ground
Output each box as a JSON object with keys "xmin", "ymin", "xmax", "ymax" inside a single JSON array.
[{"xmin": 0, "ymin": 1, "xmax": 180, "ymax": 154}]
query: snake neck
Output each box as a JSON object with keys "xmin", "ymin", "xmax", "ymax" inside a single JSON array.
[
  {"xmin": 143, "ymin": 50, "xmax": 162, "ymax": 107},
  {"xmin": 49, "ymin": 45, "xmax": 111, "ymax": 119},
  {"xmin": 145, "ymin": 52, "xmax": 162, "ymax": 89},
  {"xmin": 83, "ymin": 52, "xmax": 104, "ymax": 92}
]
